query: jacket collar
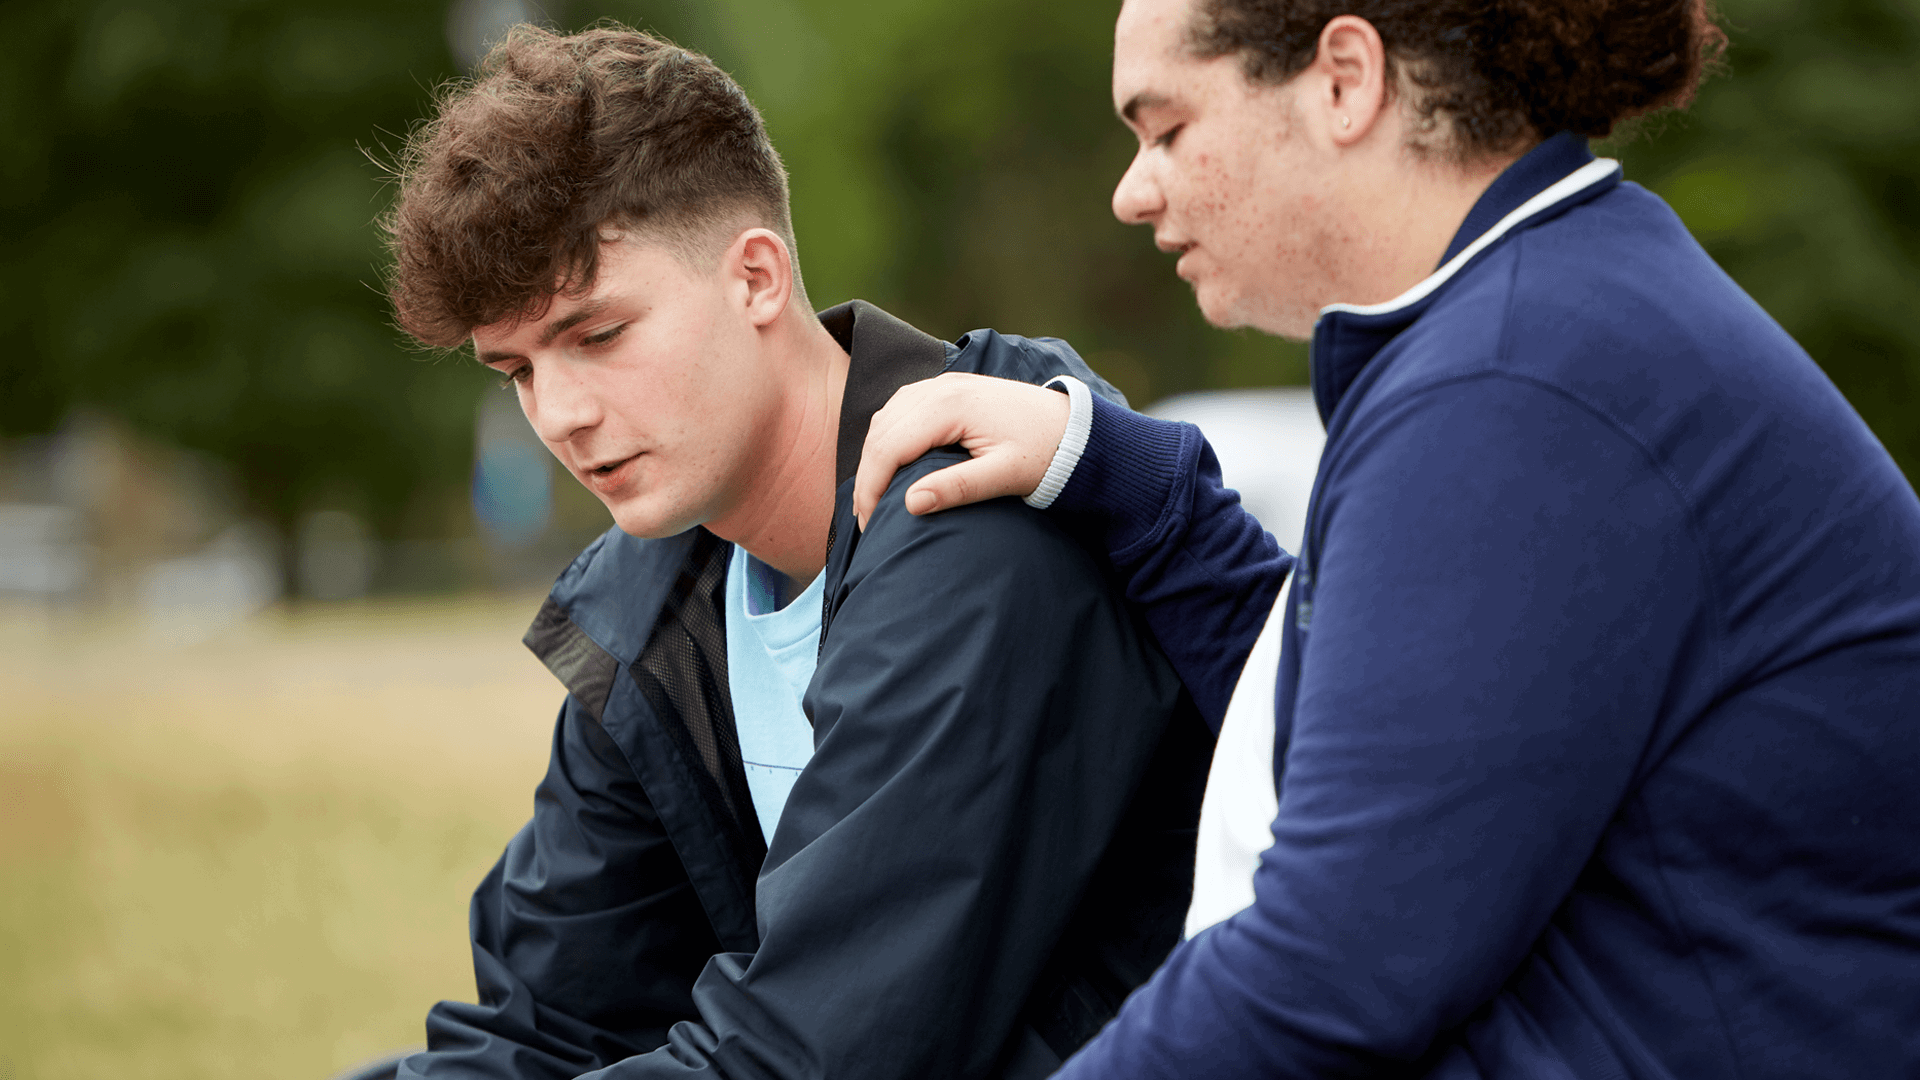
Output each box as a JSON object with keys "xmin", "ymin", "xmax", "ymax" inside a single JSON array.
[
  {"xmin": 526, "ymin": 528, "xmax": 700, "ymax": 721},
  {"xmin": 1308, "ymin": 132, "xmax": 1622, "ymax": 425},
  {"xmin": 817, "ymin": 299, "xmax": 953, "ymax": 487}
]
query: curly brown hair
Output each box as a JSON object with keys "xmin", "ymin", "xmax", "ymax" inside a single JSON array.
[
  {"xmin": 1190, "ymin": 0, "xmax": 1727, "ymax": 159},
  {"xmin": 383, "ymin": 24, "xmax": 799, "ymax": 348}
]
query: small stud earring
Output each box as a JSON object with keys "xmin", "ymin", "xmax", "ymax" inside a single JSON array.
[{"xmin": 1340, "ymin": 116, "xmax": 1351, "ymax": 129}]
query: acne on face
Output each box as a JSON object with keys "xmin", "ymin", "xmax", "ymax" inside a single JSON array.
[{"xmin": 1112, "ymin": 0, "xmax": 1338, "ymax": 341}]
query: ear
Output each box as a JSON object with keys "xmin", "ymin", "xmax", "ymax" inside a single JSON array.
[
  {"xmin": 728, "ymin": 227, "xmax": 796, "ymax": 329},
  {"xmin": 1310, "ymin": 15, "xmax": 1389, "ymax": 147}
]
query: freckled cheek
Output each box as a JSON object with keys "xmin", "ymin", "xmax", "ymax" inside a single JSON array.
[{"xmin": 1197, "ymin": 147, "xmax": 1250, "ymax": 214}]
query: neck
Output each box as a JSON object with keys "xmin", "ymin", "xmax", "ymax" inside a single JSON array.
[
  {"xmin": 703, "ymin": 309, "xmax": 850, "ymax": 588},
  {"xmin": 1337, "ymin": 136, "xmax": 1517, "ymax": 308}
]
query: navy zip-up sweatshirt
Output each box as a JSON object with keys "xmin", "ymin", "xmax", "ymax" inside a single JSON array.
[{"xmin": 1048, "ymin": 134, "xmax": 1920, "ymax": 1079}]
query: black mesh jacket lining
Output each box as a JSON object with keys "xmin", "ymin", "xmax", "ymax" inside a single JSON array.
[{"xmin": 630, "ymin": 528, "xmax": 770, "ymax": 879}]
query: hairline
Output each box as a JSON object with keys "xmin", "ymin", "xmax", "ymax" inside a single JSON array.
[
  {"xmin": 465, "ymin": 205, "xmax": 810, "ymax": 346},
  {"xmin": 1182, "ymin": 7, "xmax": 1506, "ymax": 164}
]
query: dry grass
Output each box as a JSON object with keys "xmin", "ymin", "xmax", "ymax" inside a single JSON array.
[{"xmin": 0, "ymin": 595, "xmax": 566, "ymax": 1079}]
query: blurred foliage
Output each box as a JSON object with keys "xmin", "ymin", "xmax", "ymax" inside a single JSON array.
[
  {"xmin": 0, "ymin": 0, "xmax": 479, "ymax": 539},
  {"xmin": 2, "ymin": 0, "xmax": 1917, "ymax": 543}
]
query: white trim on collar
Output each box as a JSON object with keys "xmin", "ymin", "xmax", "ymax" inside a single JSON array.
[{"xmin": 1319, "ymin": 157, "xmax": 1622, "ymax": 320}]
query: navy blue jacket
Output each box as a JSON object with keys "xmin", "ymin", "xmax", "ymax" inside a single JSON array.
[
  {"xmin": 400, "ymin": 303, "xmax": 1212, "ymax": 1080},
  {"xmin": 1049, "ymin": 135, "xmax": 1920, "ymax": 1079}
]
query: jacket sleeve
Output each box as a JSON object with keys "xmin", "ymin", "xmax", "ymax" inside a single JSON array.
[
  {"xmin": 398, "ymin": 697, "xmax": 720, "ymax": 1080},
  {"xmin": 1053, "ymin": 377, "xmax": 1703, "ymax": 1079},
  {"xmin": 576, "ymin": 450, "xmax": 1192, "ymax": 1080},
  {"xmin": 1047, "ymin": 392, "xmax": 1294, "ymax": 729}
]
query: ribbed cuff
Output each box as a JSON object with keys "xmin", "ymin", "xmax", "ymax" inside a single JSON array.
[
  {"xmin": 1051, "ymin": 392, "xmax": 1193, "ymax": 560},
  {"xmin": 1025, "ymin": 376, "xmax": 1093, "ymax": 510}
]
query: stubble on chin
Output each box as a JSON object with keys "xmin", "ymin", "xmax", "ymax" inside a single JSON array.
[
  {"xmin": 1189, "ymin": 271, "xmax": 1252, "ymax": 332},
  {"xmin": 1197, "ymin": 279, "xmax": 1297, "ymax": 339},
  {"xmin": 1209, "ymin": 267, "xmax": 1320, "ymax": 341}
]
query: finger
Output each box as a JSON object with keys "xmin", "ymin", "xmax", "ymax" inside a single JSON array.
[
  {"xmin": 901, "ymin": 455, "xmax": 1027, "ymax": 516},
  {"xmin": 854, "ymin": 386, "xmax": 959, "ymax": 530},
  {"xmin": 854, "ymin": 419, "xmax": 934, "ymax": 530}
]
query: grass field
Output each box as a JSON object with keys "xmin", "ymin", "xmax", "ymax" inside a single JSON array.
[{"xmin": 0, "ymin": 595, "xmax": 565, "ymax": 1079}]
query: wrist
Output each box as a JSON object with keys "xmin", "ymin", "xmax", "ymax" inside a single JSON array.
[
  {"xmin": 1052, "ymin": 393, "xmax": 1193, "ymax": 561},
  {"xmin": 1024, "ymin": 376, "xmax": 1092, "ymax": 510}
]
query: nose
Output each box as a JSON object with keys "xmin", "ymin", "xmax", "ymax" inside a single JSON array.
[
  {"xmin": 1112, "ymin": 146, "xmax": 1164, "ymax": 225},
  {"xmin": 523, "ymin": 357, "xmax": 601, "ymax": 447}
]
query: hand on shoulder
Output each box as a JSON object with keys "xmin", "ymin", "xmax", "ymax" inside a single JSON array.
[{"xmin": 852, "ymin": 372, "xmax": 1070, "ymax": 531}]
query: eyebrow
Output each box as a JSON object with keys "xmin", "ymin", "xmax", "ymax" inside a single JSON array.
[
  {"xmin": 475, "ymin": 298, "xmax": 614, "ymax": 363},
  {"xmin": 1120, "ymin": 91, "xmax": 1171, "ymax": 125}
]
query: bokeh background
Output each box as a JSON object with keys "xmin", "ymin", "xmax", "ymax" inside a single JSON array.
[{"xmin": 2, "ymin": 0, "xmax": 1916, "ymax": 1076}]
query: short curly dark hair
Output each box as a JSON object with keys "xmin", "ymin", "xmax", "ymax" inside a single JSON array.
[
  {"xmin": 1190, "ymin": 0, "xmax": 1727, "ymax": 159},
  {"xmin": 384, "ymin": 24, "xmax": 799, "ymax": 348}
]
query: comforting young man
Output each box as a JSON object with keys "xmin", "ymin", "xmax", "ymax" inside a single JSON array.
[
  {"xmin": 381, "ymin": 26, "xmax": 1210, "ymax": 1080},
  {"xmin": 856, "ymin": 0, "xmax": 1920, "ymax": 1077}
]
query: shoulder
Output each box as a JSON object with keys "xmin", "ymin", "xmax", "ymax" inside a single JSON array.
[
  {"xmin": 1370, "ymin": 183, "xmax": 1824, "ymax": 456},
  {"xmin": 818, "ymin": 447, "xmax": 1182, "ymax": 721},
  {"xmin": 948, "ymin": 326, "xmax": 1130, "ymax": 407},
  {"xmin": 1399, "ymin": 182, "xmax": 1778, "ymax": 364},
  {"xmin": 1489, "ymin": 182, "xmax": 1807, "ymax": 392},
  {"xmin": 859, "ymin": 448, "xmax": 1095, "ymax": 558},
  {"xmin": 846, "ymin": 448, "xmax": 1107, "ymax": 600}
]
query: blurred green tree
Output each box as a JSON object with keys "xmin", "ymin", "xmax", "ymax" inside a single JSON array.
[
  {"xmin": 2, "ymin": 0, "xmax": 1914, "ymax": 553},
  {"xmin": 0, "ymin": 0, "xmax": 490, "ymax": 539}
]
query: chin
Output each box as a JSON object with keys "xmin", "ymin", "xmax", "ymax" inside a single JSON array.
[
  {"xmin": 1195, "ymin": 282, "xmax": 1267, "ymax": 333},
  {"xmin": 1200, "ymin": 283, "xmax": 1313, "ymax": 342},
  {"xmin": 614, "ymin": 513, "xmax": 699, "ymax": 541},
  {"xmin": 608, "ymin": 497, "xmax": 699, "ymax": 541},
  {"xmin": 1191, "ymin": 281, "xmax": 1244, "ymax": 330}
]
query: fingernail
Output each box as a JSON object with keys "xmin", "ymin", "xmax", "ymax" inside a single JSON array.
[{"xmin": 905, "ymin": 490, "xmax": 936, "ymax": 515}]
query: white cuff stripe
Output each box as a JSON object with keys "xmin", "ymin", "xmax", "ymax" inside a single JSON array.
[{"xmin": 1024, "ymin": 375, "xmax": 1092, "ymax": 510}]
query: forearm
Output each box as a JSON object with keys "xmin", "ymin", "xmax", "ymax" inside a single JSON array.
[
  {"xmin": 411, "ymin": 944, "xmax": 646, "ymax": 1080},
  {"xmin": 1057, "ymin": 379, "xmax": 1702, "ymax": 1079},
  {"xmin": 1051, "ymin": 392, "xmax": 1293, "ymax": 727},
  {"xmin": 400, "ymin": 700, "xmax": 715, "ymax": 1079}
]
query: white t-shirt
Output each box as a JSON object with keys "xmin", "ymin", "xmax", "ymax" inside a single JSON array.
[{"xmin": 1184, "ymin": 587, "xmax": 1288, "ymax": 938}]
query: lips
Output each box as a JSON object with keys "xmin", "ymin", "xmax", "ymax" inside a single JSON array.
[
  {"xmin": 582, "ymin": 453, "xmax": 641, "ymax": 495},
  {"xmin": 1175, "ymin": 246, "xmax": 1199, "ymax": 281}
]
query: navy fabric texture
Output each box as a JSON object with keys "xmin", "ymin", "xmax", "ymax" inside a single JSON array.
[
  {"xmin": 1050, "ymin": 134, "xmax": 1920, "ymax": 1079},
  {"xmin": 1052, "ymin": 397, "xmax": 1292, "ymax": 730},
  {"xmin": 399, "ymin": 322, "xmax": 1212, "ymax": 1080}
]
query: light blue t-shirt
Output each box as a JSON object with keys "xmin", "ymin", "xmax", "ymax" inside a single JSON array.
[{"xmin": 723, "ymin": 544, "xmax": 825, "ymax": 845}]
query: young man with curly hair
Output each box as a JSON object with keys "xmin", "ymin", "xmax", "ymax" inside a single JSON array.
[
  {"xmin": 856, "ymin": 0, "xmax": 1920, "ymax": 1077},
  {"xmin": 381, "ymin": 25, "xmax": 1211, "ymax": 1080}
]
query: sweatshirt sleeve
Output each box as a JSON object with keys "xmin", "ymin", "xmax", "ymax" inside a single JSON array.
[
  {"xmin": 1048, "ymin": 392, "xmax": 1295, "ymax": 729},
  {"xmin": 1054, "ymin": 376, "xmax": 1705, "ymax": 1079}
]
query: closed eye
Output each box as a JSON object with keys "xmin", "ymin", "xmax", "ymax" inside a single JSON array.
[
  {"xmin": 582, "ymin": 323, "xmax": 627, "ymax": 348},
  {"xmin": 1153, "ymin": 123, "xmax": 1185, "ymax": 149}
]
